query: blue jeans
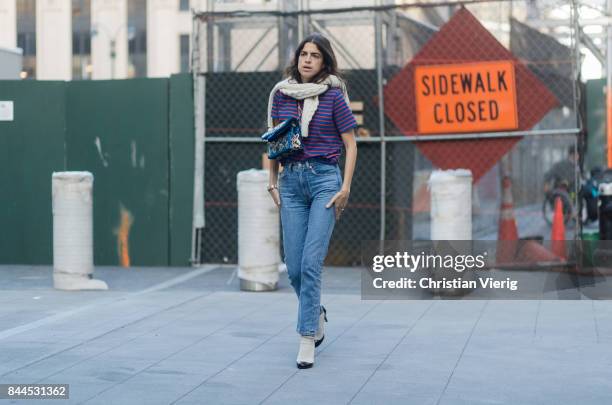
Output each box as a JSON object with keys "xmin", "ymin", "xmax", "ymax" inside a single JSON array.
[{"xmin": 279, "ymin": 159, "xmax": 342, "ymax": 336}]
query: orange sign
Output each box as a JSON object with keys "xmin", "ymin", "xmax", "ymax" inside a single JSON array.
[{"xmin": 415, "ymin": 61, "xmax": 518, "ymax": 134}]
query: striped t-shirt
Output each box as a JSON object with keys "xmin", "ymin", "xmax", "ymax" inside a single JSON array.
[{"xmin": 271, "ymin": 87, "xmax": 357, "ymax": 164}]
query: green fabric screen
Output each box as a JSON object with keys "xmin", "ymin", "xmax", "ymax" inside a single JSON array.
[{"xmin": 0, "ymin": 75, "xmax": 194, "ymax": 267}]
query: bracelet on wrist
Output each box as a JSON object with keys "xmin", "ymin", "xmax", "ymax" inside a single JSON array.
[{"xmin": 267, "ymin": 185, "xmax": 278, "ymax": 192}]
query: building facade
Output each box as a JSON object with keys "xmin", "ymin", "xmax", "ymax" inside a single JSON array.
[
  {"xmin": 0, "ymin": 0, "xmax": 397, "ymax": 80},
  {"xmin": 0, "ymin": 0, "xmax": 204, "ymax": 80}
]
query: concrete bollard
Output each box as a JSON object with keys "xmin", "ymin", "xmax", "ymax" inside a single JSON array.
[
  {"xmin": 52, "ymin": 172, "xmax": 108, "ymax": 291},
  {"xmin": 427, "ymin": 169, "xmax": 474, "ymax": 295},
  {"xmin": 429, "ymin": 169, "xmax": 473, "ymax": 240},
  {"xmin": 237, "ymin": 169, "xmax": 280, "ymax": 291}
]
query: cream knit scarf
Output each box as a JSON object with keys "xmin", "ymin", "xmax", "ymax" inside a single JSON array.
[{"xmin": 266, "ymin": 75, "xmax": 350, "ymax": 137}]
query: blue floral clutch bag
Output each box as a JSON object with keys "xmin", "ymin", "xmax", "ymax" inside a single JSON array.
[{"xmin": 261, "ymin": 117, "xmax": 303, "ymax": 160}]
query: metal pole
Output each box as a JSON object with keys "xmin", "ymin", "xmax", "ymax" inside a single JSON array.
[
  {"xmin": 206, "ymin": 0, "xmax": 215, "ymax": 73},
  {"xmin": 191, "ymin": 14, "xmax": 206, "ymax": 266},
  {"xmin": 572, "ymin": 0, "xmax": 580, "ymax": 122},
  {"xmin": 279, "ymin": 1, "xmax": 286, "ymax": 69},
  {"xmin": 202, "ymin": 128, "xmax": 582, "ymax": 144},
  {"xmin": 305, "ymin": 0, "xmax": 311, "ymax": 37},
  {"xmin": 375, "ymin": 6, "xmax": 386, "ymax": 243},
  {"xmin": 572, "ymin": 0, "xmax": 582, "ymax": 241},
  {"xmin": 297, "ymin": 0, "xmax": 303, "ymax": 42},
  {"xmin": 607, "ymin": 0, "xmax": 612, "ymax": 168},
  {"xmin": 190, "ymin": 14, "xmax": 200, "ymax": 265},
  {"xmin": 295, "ymin": 0, "xmax": 310, "ymax": 42},
  {"xmin": 190, "ymin": 14, "xmax": 199, "ymax": 265}
]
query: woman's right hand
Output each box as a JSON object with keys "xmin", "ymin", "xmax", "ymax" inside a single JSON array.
[
  {"xmin": 268, "ymin": 187, "xmax": 281, "ymax": 208},
  {"xmin": 267, "ymin": 147, "xmax": 281, "ymax": 208}
]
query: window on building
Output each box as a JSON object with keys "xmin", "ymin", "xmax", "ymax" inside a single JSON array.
[
  {"xmin": 180, "ymin": 34, "xmax": 190, "ymax": 73},
  {"xmin": 16, "ymin": 33, "xmax": 35, "ymax": 55},
  {"xmin": 72, "ymin": 0, "xmax": 92, "ymax": 80},
  {"xmin": 16, "ymin": 0, "xmax": 36, "ymax": 79},
  {"xmin": 128, "ymin": 0, "xmax": 147, "ymax": 78},
  {"xmin": 179, "ymin": 0, "xmax": 190, "ymax": 11}
]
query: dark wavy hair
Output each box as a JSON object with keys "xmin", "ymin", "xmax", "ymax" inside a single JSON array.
[{"xmin": 284, "ymin": 33, "xmax": 344, "ymax": 84}]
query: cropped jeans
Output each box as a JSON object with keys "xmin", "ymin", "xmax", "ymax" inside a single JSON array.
[{"xmin": 279, "ymin": 159, "xmax": 342, "ymax": 337}]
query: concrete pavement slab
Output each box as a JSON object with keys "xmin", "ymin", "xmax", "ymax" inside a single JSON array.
[{"xmin": 2, "ymin": 264, "xmax": 612, "ymax": 404}]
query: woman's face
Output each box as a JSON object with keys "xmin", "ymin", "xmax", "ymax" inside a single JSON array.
[{"xmin": 298, "ymin": 42, "xmax": 324, "ymax": 83}]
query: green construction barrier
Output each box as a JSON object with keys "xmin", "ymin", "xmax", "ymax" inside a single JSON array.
[
  {"xmin": 0, "ymin": 81, "xmax": 66, "ymax": 264},
  {"xmin": 0, "ymin": 76, "xmax": 195, "ymax": 267},
  {"xmin": 66, "ymin": 78, "xmax": 170, "ymax": 266},
  {"xmin": 169, "ymin": 74, "xmax": 195, "ymax": 266}
]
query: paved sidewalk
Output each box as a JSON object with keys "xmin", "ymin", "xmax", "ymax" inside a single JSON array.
[{"xmin": 1, "ymin": 265, "xmax": 612, "ymax": 404}]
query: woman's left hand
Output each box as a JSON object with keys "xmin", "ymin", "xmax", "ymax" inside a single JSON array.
[{"xmin": 326, "ymin": 187, "xmax": 350, "ymax": 220}]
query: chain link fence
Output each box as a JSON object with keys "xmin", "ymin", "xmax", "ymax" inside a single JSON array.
[{"xmin": 190, "ymin": 0, "xmax": 581, "ymax": 266}]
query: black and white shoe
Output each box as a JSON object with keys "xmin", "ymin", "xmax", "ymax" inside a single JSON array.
[
  {"xmin": 314, "ymin": 305, "xmax": 328, "ymax": 348},
  {"xmin": 296, "ymin": 336, "xmax": 315, "ymax": 369}
]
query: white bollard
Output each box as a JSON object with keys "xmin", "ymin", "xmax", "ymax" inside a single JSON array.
[
  {"xmin": 428, "ymin": 169, "xmax": 473, "ymax": 240},
  {"xmin": 428, "ymin": 169, "xmax": 474, "ymax": 295},
  {"xmin": 52, "ymin": 172, "xmax": 108, "ymax": 290},
  {"xmin": 237, "ymin": 169, "xmax": 280, "ymax": 291}
]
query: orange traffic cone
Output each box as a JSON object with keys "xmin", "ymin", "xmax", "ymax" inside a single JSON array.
[
  {"xmin": 516, "ymin": 240, "xmax": 562, "ymax": 264},
  {"xmin": 496, "ymin": 176, "xmax": 519, "ymax": 264},
  {"xmin": 551, "ymin": 197, "xmax": 567, "ymax": 260}
]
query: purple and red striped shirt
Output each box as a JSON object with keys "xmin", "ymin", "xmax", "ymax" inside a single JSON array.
[{"xmin": 271, "ymin": 88, "xmax": 357, "ymax": 164}]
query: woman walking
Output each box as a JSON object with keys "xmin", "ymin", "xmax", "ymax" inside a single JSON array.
[{"xmin": 265, "ymin": 33, "xmax": 358, "ymax": 369}]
